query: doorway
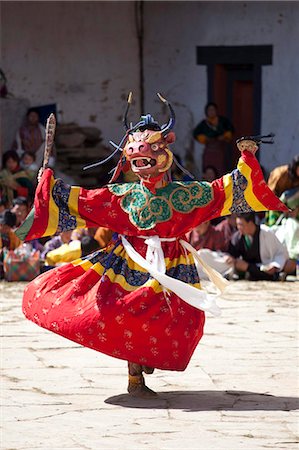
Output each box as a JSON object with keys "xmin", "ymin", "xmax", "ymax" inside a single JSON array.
[
  {"xmin": 197, "ymin": 45, "xmax": 272, "ymax": 172},
  {"xmin": 212, "ymin": 63, "xmax": 258, "ymax": 168}
]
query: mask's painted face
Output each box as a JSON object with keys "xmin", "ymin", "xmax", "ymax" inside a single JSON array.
[{"xmin": 124, "ymin": 129, "xmax": 175, "ymax": 178}]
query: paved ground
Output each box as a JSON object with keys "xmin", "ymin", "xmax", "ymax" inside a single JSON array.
[{"xmin": 1, "ymin": 279, "xmax": 298, "ymax": 450}]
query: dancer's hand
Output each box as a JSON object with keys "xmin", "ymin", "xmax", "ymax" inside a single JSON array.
[{"xmin": 237, "ymin": 140, "xmax": 258, "ymax": 155}]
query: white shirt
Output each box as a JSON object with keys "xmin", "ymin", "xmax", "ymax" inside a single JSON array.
[{"xmin": 259, "ymin": 224, "xmax": 289, "ymax": 270}]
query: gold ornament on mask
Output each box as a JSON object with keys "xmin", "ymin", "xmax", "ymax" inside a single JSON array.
[{"xmin": 158, "ymin": 148, "xmax": 173, "ymax": 173}]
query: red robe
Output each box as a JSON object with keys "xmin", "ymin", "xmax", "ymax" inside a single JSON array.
[{"xmin": 16, "ymin": 151, "xmax": 288, "ymax": 371}]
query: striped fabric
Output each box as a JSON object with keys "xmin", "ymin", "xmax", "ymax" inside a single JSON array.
[{"xmin": 18, "ymin": 151, "xmax": 288, "ymax": 371}]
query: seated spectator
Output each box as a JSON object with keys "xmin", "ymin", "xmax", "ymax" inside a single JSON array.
[
  {"xmin": 201, "ymin": 168, "xmax": 223, "ymax": 226},
  {"xmin": 45, "ymin": 239, "xmax": 81, "ymax": 266},
  {"xmin": 0, "ymin": 210, "xmax": 21, "ymax": 250},
  {"xmin": 71, "ymin": 226, "xmax": 98, "ymax": 242},
  {"xmin": 268, "ymin": 189, "xmax": 299, "ymax": 231},
  {"xmin": 268, "ymin": 155, "xmax": 299, "ymax": 197},
  {"xmin": 11, "ymin": 196, "xmax": 44, "ymax": 253},
  {"xmin": 0, "ymin": 199, "xmax": 6, "ymax": 214},
  {"xmin": 72, "ymin": 227, "xmax": 112, "ymax": 254},
  {"xmin": 186, "ymin": 221, "xmax": 233, "ymax": 279},
  {"xmin": 94, "ymin": 227, "xmax": 113, "ymax": 249},
  {"xmin": 186, "ymin": 221, "xmax": 225, "ymax": 252},
  {"xmin": 81, "ymin": 236, "xmax": 101, "ymax": 257},
  {"xmin": 228, "ymin": 212, "xmax": 294, "ymax": 281},
  {"xmin": 271, "ymin": 188, "xmax": 299, "ymax": 263},
  {"xmin": 0, "ymin": 150, "xmax": 34, "ymax": 207},
  {"xmin": 41, "ymin": 230, "xmax": 73, "ymax": 261},
  {"xmin": 45, "ymin": 235, "xmax": 100, "ymax": 268},
  {"xmin": 0, "ymin": 212, "xmax": 41, "ymax": 281},
  {"xmin": 215, "ymin": 214, "xmax": 237, "ymax": 252},
  {"xmin": 202, "ymin": 165, "xmax": 218, "ymax": 182},
  {"xmin": 11, "ymin": 197, "xmax": 30, "ymax": 226},
  {"xmin": 266, "ymin": 155, "xmax": 299, "ymax": 226},
  {"xmin": 20, "ymin": 151, "xmax": 38, "ymax": 181},
  {"xmin": 71, "ymin": 227, "xmax": 90, "ymax": 241}
]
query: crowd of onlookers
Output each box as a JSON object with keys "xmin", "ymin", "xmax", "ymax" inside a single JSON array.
[
  {"xmin": 1, "ymin": 106, "xmax": 298, "ymax": 282},
  {"xmin": 1, "ymin": 155, "xmax": 298, "ymax": 282},
  {"xmin": 0, "ymin": 108, "xmax": 110, "ymax": 280},
  {"xmin": 0, "ymin": 193, "xmax": 113, "ymax": 280},
  {"xmin": 186, "ymin": 154, "xmax": 299, "ymax": 282}
]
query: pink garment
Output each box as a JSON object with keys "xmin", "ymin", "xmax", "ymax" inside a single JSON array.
[
  {"xmin": 186, "ymin": 224, "xmax": 226, "ymax": 252},
  {"xmin": 215, "ymin": 218, "xmax": 237, "ymax": 251}
]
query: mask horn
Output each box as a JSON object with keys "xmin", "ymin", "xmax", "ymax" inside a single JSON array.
[
  {"xmin": 123, "ymin": 91, "xmax": 133, "ymax": 131},
  {"xmin": 157, "ymin": 93, "xmax": 176, "ymax": 136}
]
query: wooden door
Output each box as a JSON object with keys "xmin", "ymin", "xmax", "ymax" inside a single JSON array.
[{"xmin": 212, "ymin": 63, "xmax": 259, "ymax": 170}]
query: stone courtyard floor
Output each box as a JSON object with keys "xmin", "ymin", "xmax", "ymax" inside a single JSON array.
[{"xmin": 1, "ymin": 279, "xmax": 298, "ymax": 450}]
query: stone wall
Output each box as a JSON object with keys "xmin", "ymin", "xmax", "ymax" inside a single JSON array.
[
  {"xmin": 1, "ymin": 1, "xmax": 140, "ymax": 160},
  {"xmin": 0, "ymin": 97, "xmax": 30, "ymax": 163}
]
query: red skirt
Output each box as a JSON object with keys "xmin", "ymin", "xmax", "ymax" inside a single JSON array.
[{"xmin": 22, "ymin": 237, "xmax": 205, "ymax": 371}]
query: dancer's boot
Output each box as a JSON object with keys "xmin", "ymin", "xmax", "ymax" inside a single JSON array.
[{"xmin": 127, "ymin": 362, "xmax": 157, "ymax": 398}]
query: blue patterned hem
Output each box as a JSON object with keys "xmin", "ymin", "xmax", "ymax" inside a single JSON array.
[{"xmin": 82, "ymin": 247, "xmax": 200, "ymax": 288}]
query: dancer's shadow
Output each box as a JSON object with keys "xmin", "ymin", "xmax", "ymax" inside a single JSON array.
[{"xmin": 105, "ymin": 390, "xmax": 299, "ymax": 411}]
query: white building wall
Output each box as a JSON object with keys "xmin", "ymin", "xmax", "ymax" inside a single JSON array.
[
  {"xmin": 1, "ymin": 1, "xmax": 140, "ymax": 150},
  {"xmin": 1, "ymin": 1, "xmax": 299, "ymax": 173},
  {"xmin": 143, "ymin": 1, "xmax": 299, "ymax": 173}
]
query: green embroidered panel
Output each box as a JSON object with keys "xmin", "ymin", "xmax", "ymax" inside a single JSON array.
[{"xmin": 108, "ymin": 181, "xmax": 213, "ymax": 229}]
